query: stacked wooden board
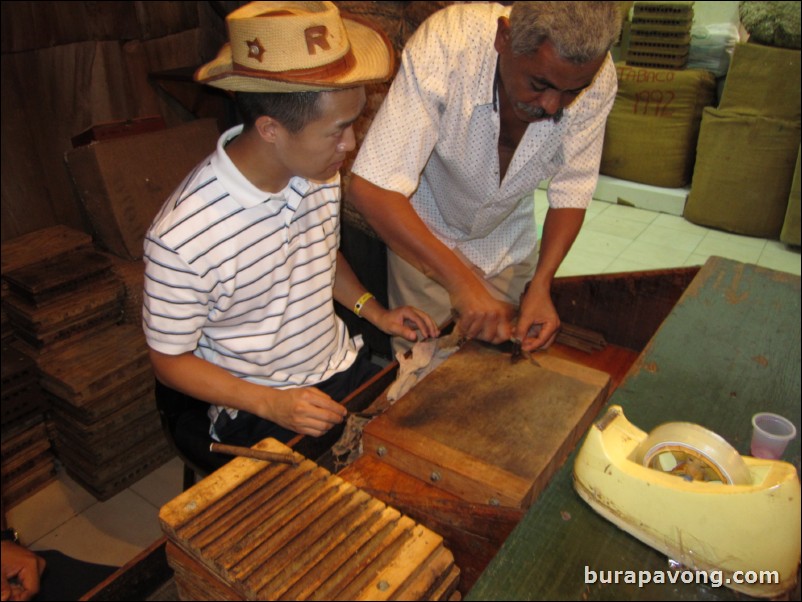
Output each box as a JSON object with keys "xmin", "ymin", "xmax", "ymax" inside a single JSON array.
[
  {"xmin": 626, "ymin": 2, "xmax": 694, "ymax": 69},
  {"xmin": 0, "ymin": 226, "xmax": 95, "ymax": 508},
  {"xmin": 0, "ymin": 344, "xmax": 56, "ymax": 509},
  {"xmin": 2, "ymin": 248, "xmax": 124, "ymax": 355},
  {"xmin": 160, "ymin": 438, "xmax": 460, "ymax": 601},
  {"xmin": 37, "ymin": 324, "xmax": 171, "ymax": 500},
  {"xmin": 1, "ymin": 225, "xmax": 171, "ymax": 501}
]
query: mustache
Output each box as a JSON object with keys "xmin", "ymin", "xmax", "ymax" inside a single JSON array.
[{"xmin": 516, "ymin": 102, "xmax": 564, "ymax": 123}]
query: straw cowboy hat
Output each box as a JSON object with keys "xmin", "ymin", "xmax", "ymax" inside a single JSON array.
[{"xmin": 195, "ymin": 1, "xmax": 394, "ymax": 92}]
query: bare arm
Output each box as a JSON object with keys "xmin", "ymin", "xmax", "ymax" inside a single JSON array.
[
  {"xmin": 332, "ymin": 251, "xmax": 439, "ymax": 341},
  {"xmin": 515, "ymin": 207, "xmax": 585, "ymax": 351},
  {"xmin": 149, "ymin": 350, "xmax": 346, "ymax": 437},
  {"xmin": 348, "ymin": 175, "xmax": 514, "ymax": 342}
]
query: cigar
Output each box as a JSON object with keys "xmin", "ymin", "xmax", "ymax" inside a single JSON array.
[{"xmin": 209, "ymin": 442, "xmax": 298, "ymax": 465}]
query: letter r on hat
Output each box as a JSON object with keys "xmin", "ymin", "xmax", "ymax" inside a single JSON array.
[{"xmin": 305, "ymin": 26, "xmax": 330, "ymax": 54}]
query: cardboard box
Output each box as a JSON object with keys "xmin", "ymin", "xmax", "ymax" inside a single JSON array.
[{"xmin": 65, "ymin": 119, "xmax": 219, "ymax": 260}]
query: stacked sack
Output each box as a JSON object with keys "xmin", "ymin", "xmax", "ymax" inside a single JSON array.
[
  {"xmin": 600, "ymin": 63, "xmax": 716, "ymax": 189},
  {"xmin": 685, "ymin": 4, "xmax": 801, "ymax": 241}
]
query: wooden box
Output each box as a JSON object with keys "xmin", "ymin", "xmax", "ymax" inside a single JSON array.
[
  {"xmin": 160, "ymin": 438, "xmax": 460, "ymax": 601},
  {"xmin": 362, "ymin": 341, "xmax": 610, "ymax": 509}
]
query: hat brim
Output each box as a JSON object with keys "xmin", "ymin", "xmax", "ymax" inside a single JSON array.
[{"xmin": 195, "ymin": 15, "xmax": 395, "ymax": 93}]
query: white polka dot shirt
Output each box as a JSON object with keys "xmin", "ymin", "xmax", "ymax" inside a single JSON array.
[{"xmin": 352, "ymin": 3, "xmax": 617, "ymax": 276}]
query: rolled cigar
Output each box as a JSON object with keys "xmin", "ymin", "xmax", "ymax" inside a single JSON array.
[{"xmin": 209, "ymin": 442, "xmax": 298, "ymax": 465}]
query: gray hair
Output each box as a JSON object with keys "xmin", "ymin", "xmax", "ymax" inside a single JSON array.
[{"xmin": 509, "ymin": 1, "xmax": 622, "ymax": 63}]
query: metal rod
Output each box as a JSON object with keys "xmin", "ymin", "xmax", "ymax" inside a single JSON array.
[{"xmin": 209, "ymin": 442, "xmax": 298, "ymax": 465}]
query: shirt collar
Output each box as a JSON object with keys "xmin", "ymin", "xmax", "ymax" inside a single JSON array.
[
  {"xmin": 476, "ymin": 50, "xmax": 500, "ymax": 112},
  {"xmin": 211, "ymin": 125, "xmax": 315, "ymax": 210}
]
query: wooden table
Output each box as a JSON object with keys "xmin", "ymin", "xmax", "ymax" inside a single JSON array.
[
  {"xmin": 340, "ymin": 341, "xmax": 640, "ymax": 593},
  {"xmin": 79, "ymin": 266, "xmax": 704, "ymax": 600},
  {"xmin": 467, "ymin": 257, "xmax": 801, "ymax": 601}
]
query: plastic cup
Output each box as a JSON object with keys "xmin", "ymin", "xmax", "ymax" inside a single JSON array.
[{"xmin": 750, "ymin": 413, "xmax": 797, "ymax": 460}]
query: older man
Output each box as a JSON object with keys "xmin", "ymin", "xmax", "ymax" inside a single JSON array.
[{"xmin": 349, "ymin": 2, "xmax": 621, "ymax": 353}]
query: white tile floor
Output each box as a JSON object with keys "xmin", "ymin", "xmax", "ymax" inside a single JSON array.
[
  {"xmin": 552, "ymin": 197, "xmax": 800, "ymax": 278},
  {"xmin": 5, "ymin": 198, "xmax": 801, "ymax": 570}
]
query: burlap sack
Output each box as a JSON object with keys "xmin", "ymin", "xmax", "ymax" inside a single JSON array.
[
  {"xmin": 685, "ymin": 108, "xmax": 800, "ymax": 238},
  {"xmin": 600, "ymin": 63, "xmax": 716, "ymax": 188},
  {"xmin": 719, "ymin": 42, "xmax": 801, "ymax": 121}
]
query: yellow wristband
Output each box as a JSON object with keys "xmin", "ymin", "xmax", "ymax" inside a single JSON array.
[{"xmin": 353, "ymin": 292, "xmax": 374, "ymax": 317}]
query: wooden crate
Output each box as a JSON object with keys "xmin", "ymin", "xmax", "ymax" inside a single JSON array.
[
  {"xmin": 1, "ymin": 454, "xmax": 57, "ymax": 510},
  {"xmin": 160, "ymin": 438, "xmax": 460, "ymax": 601},
  {"xmin": 362, "ymin": 341, "xmax": 610, "ymax": 509},
  {"xmin": 64, "ymin": 119, "xmax": 220, "ymax": 260}
]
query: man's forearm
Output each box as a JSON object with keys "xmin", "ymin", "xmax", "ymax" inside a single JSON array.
[
  {"xmin": 149, "ymin": 349, "xmax": 276, "ymax": 417},
  {"xmin": 347, "ymin": 175, "xmax": 478, "ymax": 296}
]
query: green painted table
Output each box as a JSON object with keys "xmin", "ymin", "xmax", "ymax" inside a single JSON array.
[{"xmin": 467, "ymin": 257, "xmax": 801, "ymax": 601}]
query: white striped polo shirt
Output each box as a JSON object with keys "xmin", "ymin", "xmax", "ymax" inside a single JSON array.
[{"xmin": 143, "ymin": 125, "xmax": 360, "ymax": 421}]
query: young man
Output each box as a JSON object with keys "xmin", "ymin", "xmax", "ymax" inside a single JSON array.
[
  {"xmin": 143, "ymin": 2, "xmax": 438, "ymax": 461},
  {"xmin": 348, "ymin": 2, "xmax": 622, "ymax": 354}
]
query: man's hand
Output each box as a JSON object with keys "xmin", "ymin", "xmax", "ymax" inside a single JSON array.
[
  {"xmin": 514, "ymin": 281, "xmax": 560, "ymax": 352},
  {"xmin": 264, "ymin": 388, "xmax": 347, "ymax": 437},
  {"xmin": 372, "ymin": 306, "xmax": 440, "ymax": 342},
  {"xmin": 1, "ymin": 541, "xmax": 45, "ymax": 602},
  {"xmin": 450, "ymin": 280, "xmax": 516, "ymax": 344}
]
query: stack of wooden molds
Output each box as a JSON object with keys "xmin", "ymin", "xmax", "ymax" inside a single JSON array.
[
  {"xmin": 160, "ymin": 438, "xmax": 461, "ymax": 601},
  {"xmin": 38, "ymin": 324, "xmax": 172, "ymax": 501},
  {"xmin": 2, "ymin": 248, "xmax": 124, "ymax": 355},
  {"xmin": 1, "ymin": 225, "xmax": 171, "ymax": 501},
  {"xmin": 1, "ymin": 344, "xmax": 56, "ymax": 509},
  {"xmin": 626, "ymin": 2, "xmax": 694, "ymax": 69},
  {"xmin": 0, "ymin": 226, "xmax": 94, "ymax": 508}
]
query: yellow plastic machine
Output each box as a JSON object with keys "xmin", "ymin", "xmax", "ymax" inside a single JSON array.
[{"xmin": 573, "ymin": 405, "xmax": 801, "ymax": 598}]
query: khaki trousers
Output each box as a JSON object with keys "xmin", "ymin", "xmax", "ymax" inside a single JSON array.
[{"xmin": 387, "ymin": 245, "xmax": 539, "ymax": 354}]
